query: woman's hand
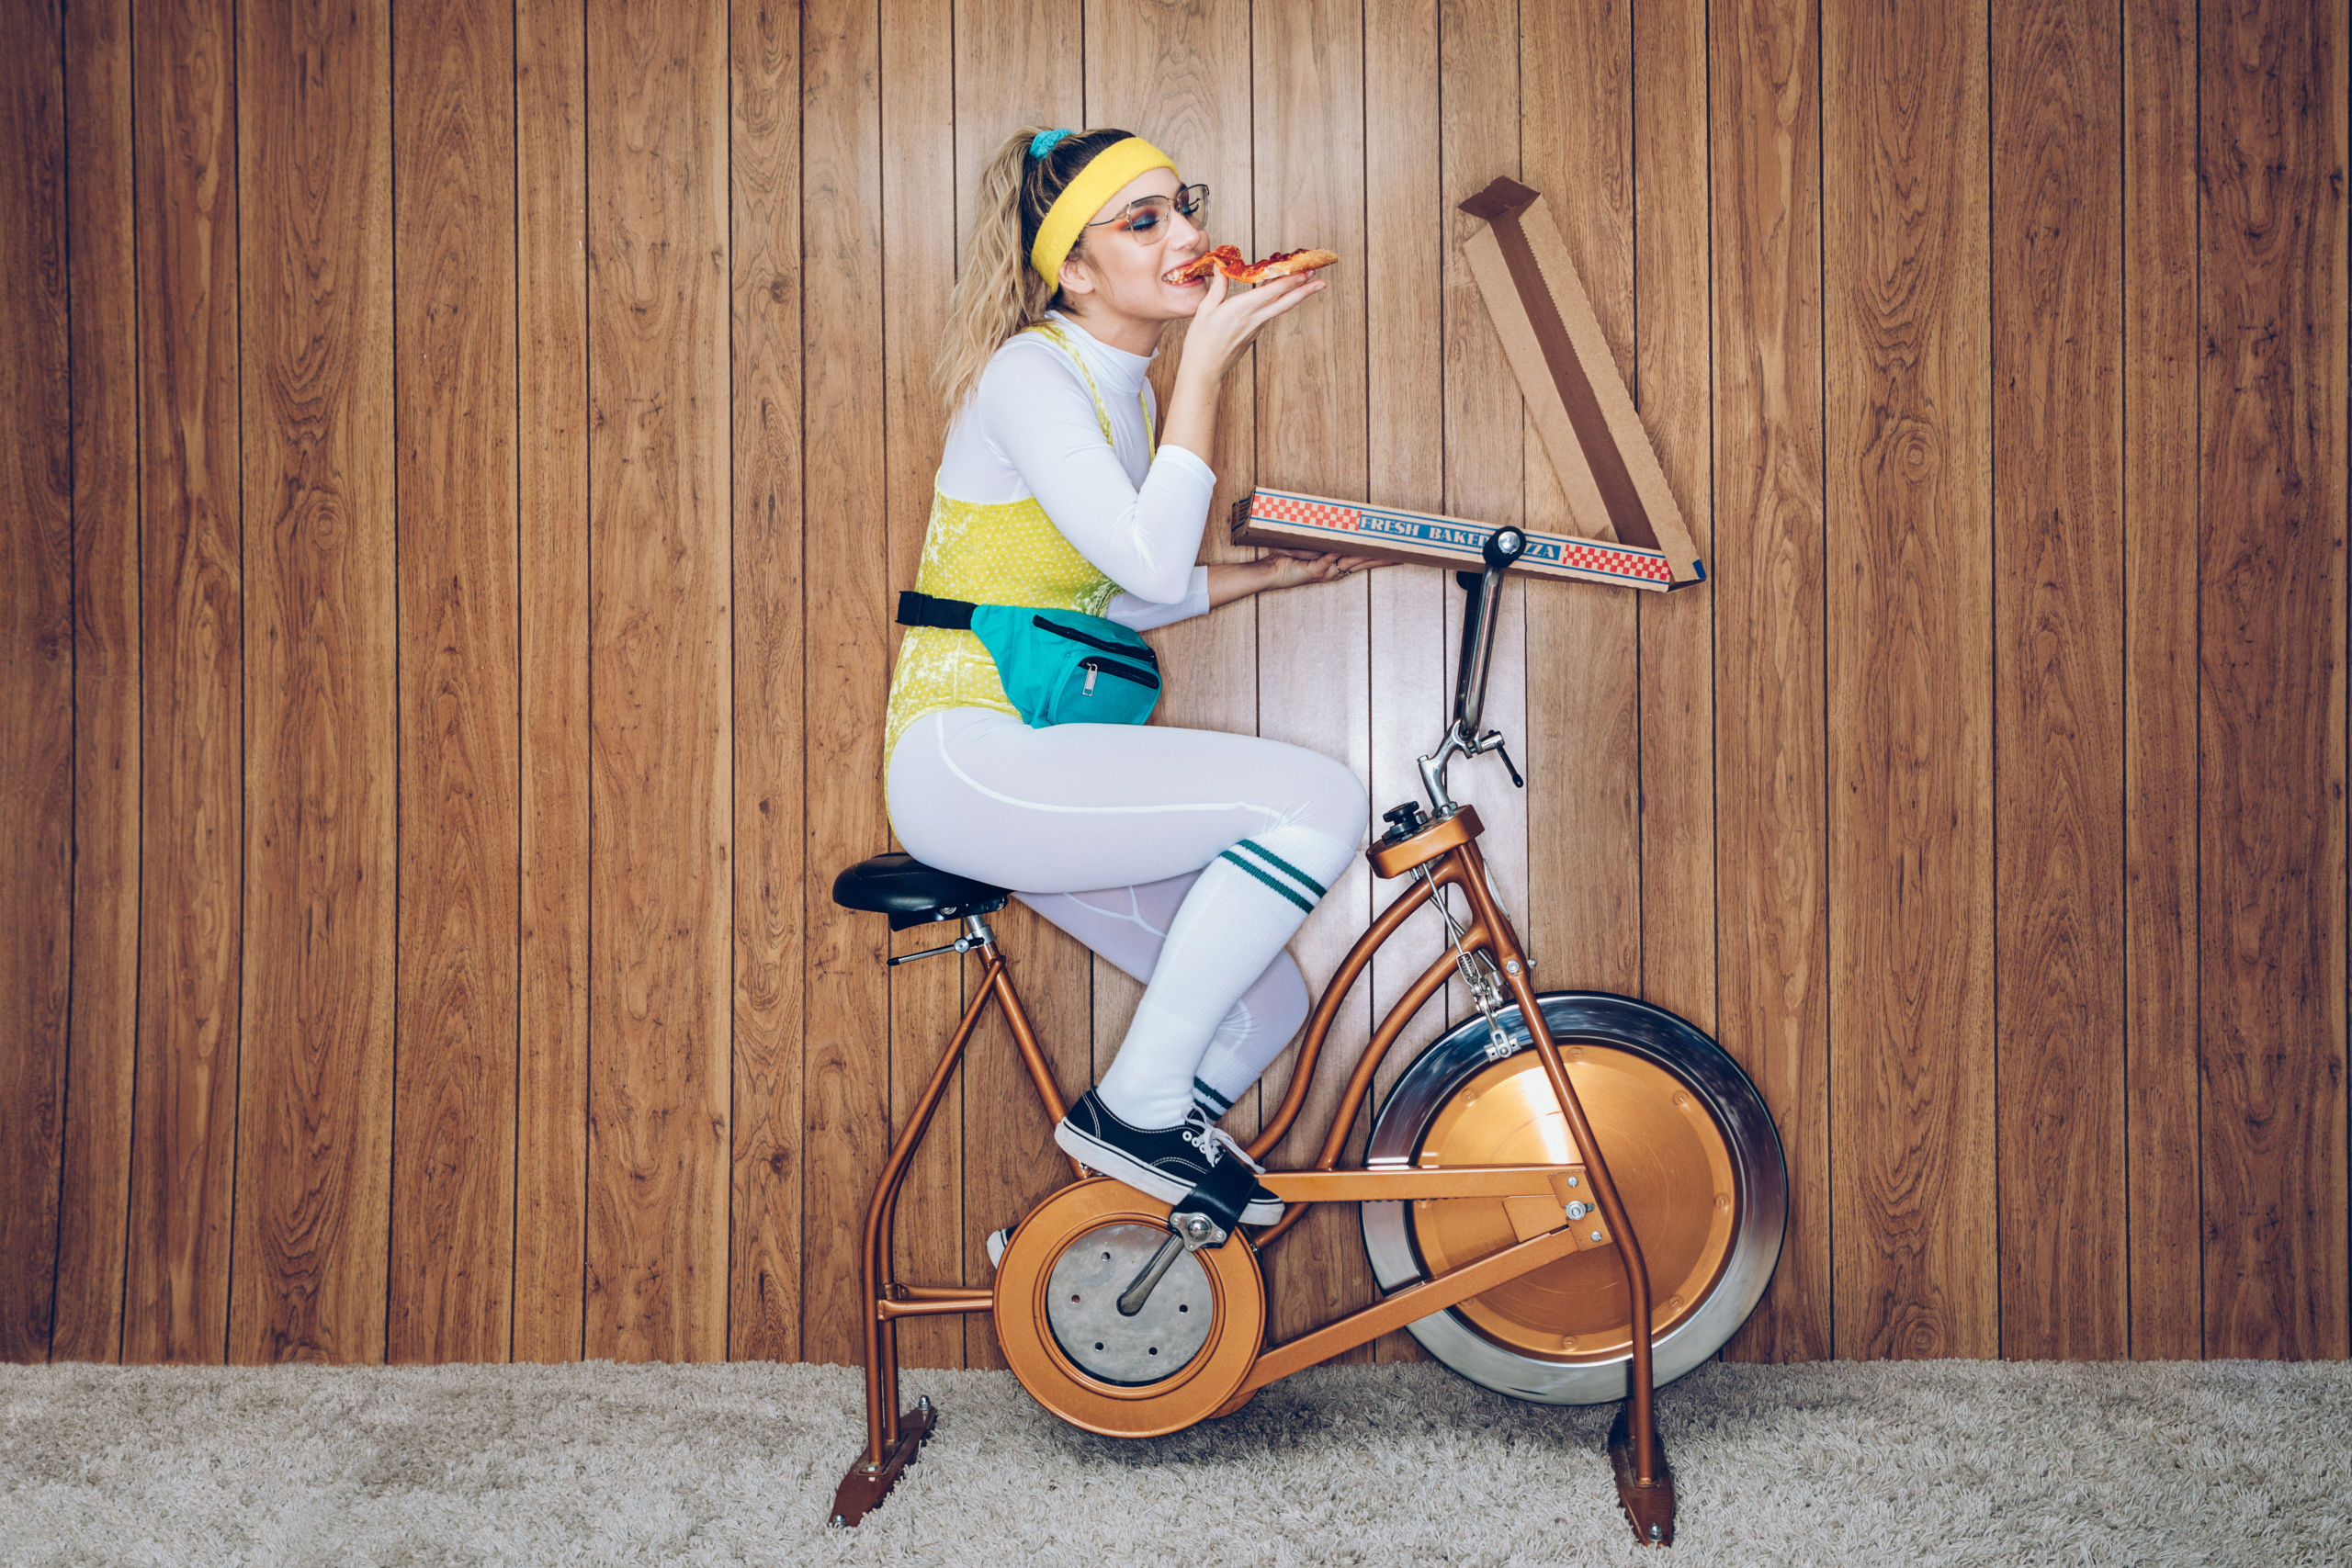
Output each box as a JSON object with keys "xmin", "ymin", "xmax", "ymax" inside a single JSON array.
[
  {"xmin": 1204, "ymin": 549, "xmax": 1384, "ymax": 609},
  {"xmin": 1157, "ymin": 268, "xmax": 1329, "ymax": 466}
]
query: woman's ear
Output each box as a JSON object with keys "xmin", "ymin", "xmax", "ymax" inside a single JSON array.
[{"xmin": 1057, "ymin": 254, "xmax": 1097, "ymax": 300}]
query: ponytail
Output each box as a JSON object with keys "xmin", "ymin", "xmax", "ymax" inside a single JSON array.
[{"xmin": 935, "ymin": 125, "xmax": 1136, "ymax": 417}]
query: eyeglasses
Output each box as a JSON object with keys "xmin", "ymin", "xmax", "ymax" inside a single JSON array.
[{"xmin": 1085, "ymin": 183, "xmax": 1210, "ymax": 240}]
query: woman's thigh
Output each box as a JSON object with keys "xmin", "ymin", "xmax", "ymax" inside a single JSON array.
[{"xmin": 886, "ymin": 707, "xmax": 1365, "ymax": 894}]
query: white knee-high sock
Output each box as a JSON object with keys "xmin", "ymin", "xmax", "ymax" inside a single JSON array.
[
  {"xmin": 1094, "ymin": 823, "xmax": 1358, "ymax": 1128},
  {"xmin": 1189, "ymin": 956, "xmax": 1311, "ymax": 1121}
]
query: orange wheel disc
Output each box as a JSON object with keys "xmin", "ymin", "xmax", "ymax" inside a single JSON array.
[{"xmin": 993, "ymin": 1179, "xmax": 1265, "ymax": 1438}]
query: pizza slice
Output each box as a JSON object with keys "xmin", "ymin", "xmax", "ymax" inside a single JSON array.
[{"xmin": 1162, "ymin": 245, "xmax": 1340, "ymax": 287}]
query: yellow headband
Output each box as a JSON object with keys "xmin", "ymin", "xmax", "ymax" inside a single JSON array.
[{"xmin": 1028, "ymin": 136, "xmax": 1179, "ymax": 283}]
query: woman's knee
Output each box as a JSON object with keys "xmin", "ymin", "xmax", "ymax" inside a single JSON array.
[{"xmin": 1286, "ymin": 749, "xmax": 1370, "ymax": 845}]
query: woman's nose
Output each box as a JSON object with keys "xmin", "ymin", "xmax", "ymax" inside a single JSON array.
[{"xmin": 1171, "ymin": 209, "xmax": 1204, "ymax": 247}]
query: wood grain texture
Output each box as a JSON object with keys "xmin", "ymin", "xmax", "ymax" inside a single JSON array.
[
  {"xmin": 1253, "ymin": 0, "xmax": 1376, "ymax": 1355},
  {"xmin": 1711, "ymin": 0, "xmax": 1831, "ymax": 1363},
  {"xmin": 513, "ymin": 0, "xmax": 591, "ymax": 1365},
  {"xmin": 728, "ymin": 0, "xmax": 808, "ymax": 1368},
  {"xmin": 951, "ymin": 0, "xmax": 1089, "ymax": 1371},
  {"xmin": 883, "ymin": 0, "xmax": 963, "ymax": 1371},
  {"xmin": 799, "ymin": 0, "xmax": 890, "ymax": 1367},
  {"xmin": 1364, "ymin": 0, "xmax": 1443, "ymax": 1364},
  {"xmin": 2120, "ymin": 0, "xmax": 2203, "ymax": 1360},
  {"xmin": 53, "ymin": 0, "xmax": 142, "ymax": 1365},
  {"xmin": 1823, "ymin": 0, "xmax": 1998, "ymax": 1359},
  {"xmin": 582, "ymin": 0, "xmax": 733, "ymax": 1363},
  {"xmin": 2196, "ymin": 0, "xmax": 2348, "ymax": 1359},
  {"xmin": 390, "ymin": 0, "xmax": 520, "ymax": 1365},
  {"xmin": 0, "ymin": 0, "xmax": 73, "ymax": 1365},
  {"xmin": 1521, "ymin": 0, "xmax": 1639, "ymax": 998},
  {"xmin": 230, "ymin": 0, "xmax": 398, "ymax": 1365},
  {"xmin": 1633, "ymin": 0, "xmax": 1718, "ymax": 1035},
  {"xmin": 1991, "ymin": 0, "xmax": 2127, "ymax": 1359},
  {"xmin": 123, "ymin": 0, "xmax": 244, "ymax": 1367}
]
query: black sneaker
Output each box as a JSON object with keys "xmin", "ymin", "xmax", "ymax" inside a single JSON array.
[{"xmin": 1054, "ymin": 1090, "xmax": 1283, "ymax": 1225}]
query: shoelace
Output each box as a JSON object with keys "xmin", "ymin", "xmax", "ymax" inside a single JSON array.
[{"xmin": 1182, "ymin": 1108, "xmax": 1264, "ymax": 1174}]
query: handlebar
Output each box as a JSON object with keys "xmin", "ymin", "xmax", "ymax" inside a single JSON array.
[{"xmin": 1415, "ymin": 527, "xmax": 1528, "ymax": 813}]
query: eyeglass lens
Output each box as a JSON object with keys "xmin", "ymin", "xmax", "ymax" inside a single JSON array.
[{"xmin": 1107, "ymin": 185, "xmax": 1209, "ymax": 238}]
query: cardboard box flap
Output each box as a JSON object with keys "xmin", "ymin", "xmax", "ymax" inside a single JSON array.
[{"xmin": 1458, "ymin": 176, "xmax": 1703, "ymax": 584}]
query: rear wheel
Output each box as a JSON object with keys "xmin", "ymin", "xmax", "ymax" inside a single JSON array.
[{"xmin": 1360, "ymin": 991, "xmax": 1784, "ymax": 1404}]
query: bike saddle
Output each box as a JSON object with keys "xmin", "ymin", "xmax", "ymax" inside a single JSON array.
[{"xmin": 831, "ymin": 852, "xmax": 1010, "ymax": 931}]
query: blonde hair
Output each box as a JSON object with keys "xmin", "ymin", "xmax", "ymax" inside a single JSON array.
[{"xmin": 936, "ymin": 125, "xmax": 1135, "ymax": 417}]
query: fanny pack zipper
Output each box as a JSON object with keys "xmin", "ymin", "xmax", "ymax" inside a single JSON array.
[
  {"xmin": 1080, "ymin": 656, "xmax": 1160, "ymax": 695},
  {"xmin": 1033, "ymin": 615, "xmax": 1160, "ymax": 665}
]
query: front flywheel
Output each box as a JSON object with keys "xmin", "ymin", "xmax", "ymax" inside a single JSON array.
[
  {"xmin": 1361, "ymin": 992, "xmax": 1785, "ymax": 1404},
  {"xmin": 994, "ymin": 1178, "xmax": 1267, "ymax": 1438}
]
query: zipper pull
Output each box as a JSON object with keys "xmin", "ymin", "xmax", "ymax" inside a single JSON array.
[{"xmin": 1082, "ymin": 662, "xmax": 1099, "ymax": 696}]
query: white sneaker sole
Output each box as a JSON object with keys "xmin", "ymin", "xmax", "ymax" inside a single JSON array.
[{"xmin": 1052, "ymin": 1120, "xmax": 1283, "ymax": 1226}]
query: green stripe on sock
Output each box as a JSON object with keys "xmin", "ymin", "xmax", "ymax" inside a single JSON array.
[
  {"xmin": 1235, "ymin": 839, "xmax": 1328, "ymax": 899},
  {"xmin": 1218, "ymin": 849, "xmax": 1317, "ymax": 914},
  {"xmin": 1193, "ymin": 1077, "xmax": 1232, "ymax": 1113}
]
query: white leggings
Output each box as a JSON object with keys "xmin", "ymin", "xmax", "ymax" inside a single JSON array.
[{"xmin": 887, "ymin": 708, "xmax": 1369, "ymax": 1125}]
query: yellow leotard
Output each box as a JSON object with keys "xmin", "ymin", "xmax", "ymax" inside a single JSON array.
[{"xmin": 883, "ymin": 323, "xmax": 1154, "ymax": 760}]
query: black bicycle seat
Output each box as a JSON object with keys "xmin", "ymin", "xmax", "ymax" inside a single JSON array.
[{"xmin": 831, "ymin": 853, "xmax": 1010, "ymax": 931}]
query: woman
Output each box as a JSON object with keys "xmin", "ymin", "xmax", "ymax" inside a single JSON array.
[{"xmin": 885, "ymin": 126, "xmax": 1376, "ymax": 1228}]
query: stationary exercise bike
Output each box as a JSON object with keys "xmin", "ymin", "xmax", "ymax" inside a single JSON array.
[{"xmin": 828, "ymin": 528, "xmax": 1786, "ymax": 1546}]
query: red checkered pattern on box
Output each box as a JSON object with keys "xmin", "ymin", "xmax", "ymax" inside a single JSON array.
[
  {"xmin": 1251, "ymin": 493, "xmax": 1366, "ymax": 532},
  {"xmin": 1561, "ymin": 541, "xmax": 1673, "ymax": 583}
]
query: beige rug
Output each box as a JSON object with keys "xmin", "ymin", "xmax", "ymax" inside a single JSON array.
[{"xmin": 3, "ymin": 1357, "xmax": 2346, "ymax": 1565}]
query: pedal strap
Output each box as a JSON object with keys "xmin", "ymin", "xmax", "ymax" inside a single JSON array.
[{"xmin": 1175, "ymin": 1154, "xmax": 1259, "ymax": 1242}]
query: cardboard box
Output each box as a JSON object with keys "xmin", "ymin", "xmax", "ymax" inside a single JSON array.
[
  {"xmin": 1229, "ymin": 488, "xmax": 1701, "ymax": 592},
  {"xmin": 1457, "ymin": 176, "xmax": 1703, "ymax": 586}
]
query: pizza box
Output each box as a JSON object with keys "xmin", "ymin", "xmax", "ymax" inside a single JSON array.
[
  {"xmin": 1456, "ymin": 176, "xmax": 1704, "ymax": 586},
  {"xmin": 1229, "ymin": 488, "xmax": 1701, "ymax": 592}
]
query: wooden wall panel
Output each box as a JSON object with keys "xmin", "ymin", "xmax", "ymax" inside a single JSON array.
[
  {"xmin": 122, "ymin": 0, "xmax": 244, "ymax": 1368},
  {"xmin": 0, "ymin": 0, "xmax": 73, "ymax": 1366},
  {"xmin": 1634, "ymin": 0, "xmax": 1718, "ymax": 1034},
  {"xmin": 582, "ymin": 0, "xmax": 733, "ymax": 1362},
  {"xmin": 729, "ymin": 0, "xmax": 808, "ymax": 1368},
  {"xmin": 1710, "ymin": 0, "xmax": 1830, "ymax": 1363},
  {"xmin": 1823, "ymin": 0, "xmax": 1998, "ymax": 1359},
  {"xmin": 1991, "ymin": 0, "xmax": 2127, "ymax": 1359},
  {"xmin": 2120, "ymin": 0, "xmax": 2202, "ymax": 1361},
  {"xmin": 2196, "ymin": 0, "xmax": 2348, "ymax": 1360},
  {"xmin": 13, "ymin": 0, "xmax": 2351, "ymax": 1374},
  {"xmin": 513, "ymin": 0, "xmax": 592, "ymax": 1366},
  {"xmin": 390, "ymin": 0, "xmax": 520, "ymax": 1366},
  {"xmin": 53, "ymin": 0, "xmax": 143, "ymax": 1365},
  {"xmin": 883, "ymin": 0, "xmax": 965, "ymax": 1371},
  {"xmin": 1254, "ymin": 0, "xmax": 1376, "ymax": 1354},
  {"xmin": 799, "ymin": 0, "xmax": 890, "ymax": 1368},
  {"xmin": 231, "ymin": 0, "xmax": 398, "ymax": 1365}
]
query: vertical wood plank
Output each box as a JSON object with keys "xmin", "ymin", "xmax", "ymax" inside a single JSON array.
[
  {"xmin": 1254, "ymin": 0, "xmax": 1376, "ymax": 1354},
  {"xmin": 1991, "ymin": 0, "xmax": 2127, "ymax": 1359},
  {"xmin": 390, "ymin": 0, "xmax": 520, "ymax": 1365},
  {"xmin": 948, "ymin": 0, "xmax": 1087, "ymax": 1371},
  {"xmin": 729, "ymin": 0, "xmax": 808, "ymax": 1368},
  {"xmin": 1823, "ymin": 0, "xmax": 1999, "ymax": 1359},
  {"xmin": 1710, "ymin": 0, "xmax": 1831, "ymax": 1362},
  {"xmin": 231, "ymin": 0, "xmax": 398, "ymax": 1364},
  {"xmin": 582, "ymin": 0, "xmax": 733, "ymax": 1362},
  {"xmin": 0, "ymin": 0, "xmax": 73, "ymax": 1364},
  {"xmin": 883, "ymin": 0, "xmax": 964, "ymax": 1370},
  {"xmin": 1521, "ymin": 0, "xmax": 1638, "ymax": 998},
  {"xmin": 1365, "ymin": 0, "xmax": 1444, "ymax": 1364},
  {"xmin": 1087, "ymin": 0, "xmax": 1260, "ymax": 1141},
  {"xmin": 2197, "ymin": 0, "xmax": 2348, "ymax": 1360},
  {"xmin": 513, "ymin": 0, "xmax": 592, "ymax": 1365},
  {"xmin": 54, "ymin": 0, "xmax": 142, "ymax": 1364},
  {"xmin": 2120, "ymin": 0, "xmax": 2202, "ymax": 1360},
  {"xmin": 800, "ymin": 0, "xmax": 889, "ymax": 1366},
  {"xmin": 124, "ymin": 0, "xmax": 243, "ymax": 1366},
  {"xmin": 1633, "ymin": 0, "xmax": 1718, "ymax": 1035}
]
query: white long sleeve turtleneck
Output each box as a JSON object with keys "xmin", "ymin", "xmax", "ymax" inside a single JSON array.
[{"xmin": 933, "ymin": 310, "xmax": 1216, "ymax": 629}]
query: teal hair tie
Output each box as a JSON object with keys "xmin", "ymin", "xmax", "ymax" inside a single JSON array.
[{"xmin": 1029, "ymin": 128, "xmax": 1074, "ymax": 160}]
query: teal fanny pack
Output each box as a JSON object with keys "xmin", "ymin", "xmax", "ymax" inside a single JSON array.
[{"xmin": 897, "ymin": 591, "xmax": 1161, "ymax": 728}]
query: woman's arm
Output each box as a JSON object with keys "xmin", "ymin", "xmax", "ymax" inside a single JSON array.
[
  {"xmin": 1206, "ymin": 549, "xmax": 1384, "ymax": 608},
  {"xmin": 1157, "ymin": 271, "xmax": 1328, "ymax": 467}
]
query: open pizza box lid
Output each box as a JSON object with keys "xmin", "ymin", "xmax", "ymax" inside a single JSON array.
[{"xmin": 1234, "ymin": 177, "xmax": 1702, "ymax": 592}]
